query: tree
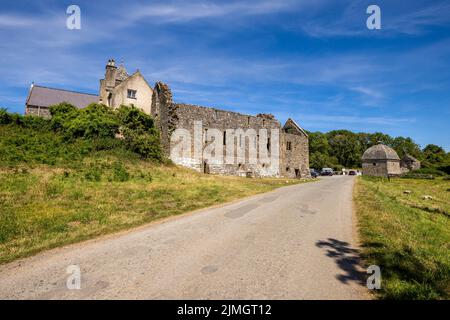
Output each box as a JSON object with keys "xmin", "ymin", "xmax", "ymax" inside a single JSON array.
[
  {"xmin": 392, "ymin": 136, "xmax": 422, "ymax": 159},
  {"xmin": 327, "ymin": 130, "xmax": 362, "ymax": 167},
  {"xmin": 116, "ymin": 105, "xmax": 162, "ymax": 160},
  {"xmin": 422, "ymin": 144, "xmax": 446, "ymax": 165},
  {"xmin": 63, "ymin": 103, "xmax": 119, "ymax": 139},
  {"xmin": 308, "ymin": 131, "xmax": 330, "ymax": 155}
]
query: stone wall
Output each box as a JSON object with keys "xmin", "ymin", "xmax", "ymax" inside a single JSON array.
[
  {"xmin": 162, "ymin": 100, "xmax": 310, "ymax": 178},
  {"xmin": 280, "ymin": 132, "xmax": 310, "ymax": 178},
  {"xmin": 362, "ymin": 160, "xmax": 401, "ymax": 176},
  {"xmin": 25, "ymin": 106, "xmax": 51, "ymax": 118},
  {"xmin": 169, "ymin": 104, "xmax": 282, "ymax": 177}
]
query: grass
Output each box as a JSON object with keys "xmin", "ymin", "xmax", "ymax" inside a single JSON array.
[
  {"xmin": 354, "ymin": 176, "xmax": 450, "ymax": 299},
  {"xmin": 0, "ymin": 156, "xmax": 307, "ymax": 264}
]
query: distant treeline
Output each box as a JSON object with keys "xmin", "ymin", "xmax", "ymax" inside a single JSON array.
[{"xmin": 307, "ymin": 129, "xmax": 450, "ymax": 174}]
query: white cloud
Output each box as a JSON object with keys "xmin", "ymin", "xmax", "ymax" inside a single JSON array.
[
  {"xmin": 0, "ymin": 14, "xmax": 38, "ymax": 28},
  {"xmin": 126, "ymin": 0, "xmax": 302, "ymax": 23}
]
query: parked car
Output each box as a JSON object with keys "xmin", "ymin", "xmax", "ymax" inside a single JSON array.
[
  {"xmin": 348, "ymin": 170, "xmax": 357, "ymax": 176},
  {"xmin": 310, "ymin": 169, "xmax": 319, "ymax": 178},
  {"xmin": 321, "ymin": 168, "xmax": 334, "ymax": 176}
]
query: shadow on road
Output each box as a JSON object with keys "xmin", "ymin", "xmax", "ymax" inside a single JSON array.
[{"xmin": 316, "ymin": 238, "xmax": 366, "ymax": 286}]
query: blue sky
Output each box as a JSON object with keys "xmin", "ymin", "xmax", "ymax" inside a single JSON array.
[{"xmin": 1, "ymin": 0, "xmax": 449, "ymax": 150}]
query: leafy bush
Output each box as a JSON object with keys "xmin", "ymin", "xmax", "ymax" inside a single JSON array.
[
  {"xmin": 0, "ymin": 108, "xmax": 12, "ymax": 124},
  {"xmin": 122, "ymin": 130, "xmax": 162, "ymax": 160},
  {"xmin": 437, "ymin": 165, "xmax": 450, "ymax": 175},
  {"xmin": 0, "ymin": 104, "xmax": 163, "ymax": 166},
  {"xmin": 117, "ymin": 104, "xmax": 155, "ymax": 132},
  {"xmin": 401, "ymin": 173, "xmax": 435, "ymax": 180},
  {"xmin": 411, "ymin": 167, "xmax": 446, "ymax": 176},
  {"xmin": 49, "ymin": 102, "xmax": 78, "ymax": 131},
  {"xmin": 62, "ymin": 103, "xmax": 119, "ymax": 139},
  {"xmin": 117, "ymin": 105, "xmax": 162, "ymax": 160}
]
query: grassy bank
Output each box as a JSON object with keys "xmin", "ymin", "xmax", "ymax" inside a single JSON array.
[
  {"xmin": 354, "ymin": 176, "xmax": 450, "ymax": 299},
  {"xmin": 0, "ymin": 158, "xmax": 305, "ymax": 264}
]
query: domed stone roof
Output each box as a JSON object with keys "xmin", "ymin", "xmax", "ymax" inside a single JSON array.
[{"xmin": 362, "ymin": 144, "xmax": 400, "ymax": 161}]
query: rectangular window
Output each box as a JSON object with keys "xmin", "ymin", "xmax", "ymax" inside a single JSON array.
[
  {"xmin": 287, "ymin": 141, "xmax": 292, "ymax": 151},
  {"xmin": 127, "ymin": 89, "xmax": 137, "ymax": 99},
  {"xmin": 267, "ymin": 137, "xmax": 271, "ymax": 152},
  {"xmin": 223, "ymin": 131, "xmax": 226, "ymax": 145}
]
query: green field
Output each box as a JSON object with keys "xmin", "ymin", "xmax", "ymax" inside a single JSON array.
[{"xmin": 354, "ymin": 176, "xmax": 450, "ymax": 299}]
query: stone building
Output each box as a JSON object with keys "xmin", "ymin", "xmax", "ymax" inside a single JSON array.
[
  {"xmin": 24, "ymin": 58, "xmax": 310, "ymax": 178},
  {"xmin": 99, "ymin": 59, "xmax": 154, "ymax": 114},
  {"xmin": 400, "ymin": 154, "xmax": 421, "ymax": 172},
  {"xmin": 151, "ymin": 82, "xmax": 310, "ymax": 178},
  {"xmin": 361, "ymin": 143, "xmax": 402, "ymax": 177},
  {"xmin": 25, "ymin": 84, "xmax": 98, "ymax": 118}
]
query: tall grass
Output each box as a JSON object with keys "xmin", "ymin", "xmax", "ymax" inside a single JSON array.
[{"xmin": 354, "ymin": 176, "xmax": 450, "ymax": 299}]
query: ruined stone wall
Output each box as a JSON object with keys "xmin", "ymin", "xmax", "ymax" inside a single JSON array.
[
  {"xmin": 280, "ymin": 132, "xmax": 310, "ymax": 178},
  {"xmin": 170, "ymin": 104, "xmax": 284, "ymax": 177},
  {"xmin": 362, "ymin": 160, "xmax": 401, "ymax": 176}
]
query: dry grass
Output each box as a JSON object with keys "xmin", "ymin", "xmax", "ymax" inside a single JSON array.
[{"xmin": 354, "ymin": 176, "xmax": 450, "ymax": 299}]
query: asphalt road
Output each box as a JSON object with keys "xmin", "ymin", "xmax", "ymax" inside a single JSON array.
[{"xmin": 0, "ymin": 176, "xmax": 369, "ymax": 299}]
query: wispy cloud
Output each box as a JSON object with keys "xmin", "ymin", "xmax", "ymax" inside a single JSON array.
[
  {"xmin": 0, "ymin": 14, "xmax": 38, "ymax": 27},
  {"xmin": 117, "ymin": 0, "xmax": 308, "ymax": 25},
  {"xmin": 350, "ymin": 86, "xmax": 383, "ymax": 99}
]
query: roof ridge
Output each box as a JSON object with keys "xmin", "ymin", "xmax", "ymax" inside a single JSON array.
[{"xmin": 33, "ymin": 85, "xmax": 98, "ymax": 97}]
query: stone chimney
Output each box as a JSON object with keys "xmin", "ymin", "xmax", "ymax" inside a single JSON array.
[{"xmin": 104, "ymin": 58, "xmax": 117, "ymax": 89}]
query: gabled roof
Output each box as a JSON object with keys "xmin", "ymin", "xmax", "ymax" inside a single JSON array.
[
  {"xmin": 283, "ymin": 118, "xmax": 308, "ymax": 137},
  {"xmin": 115, "ymin": 64, "xmax": 129, "ymax": 82},
  {"xmin": 113, "ymin": 70, "xmax": 154, "ymax": 92},
  {"xmin": 26, "ymin": 85, "xmax": 98, "ymax": 109}
]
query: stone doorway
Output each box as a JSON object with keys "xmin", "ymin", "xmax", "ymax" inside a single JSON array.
[{"xmin": 203, "ymin": 161, "xmax": 210, "ymax": 174}]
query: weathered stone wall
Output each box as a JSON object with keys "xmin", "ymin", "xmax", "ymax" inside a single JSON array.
[
  {"xmin": 280, "ymin": 132, "xmax": 310, "ymax": 178},
  {"xmin": 162, "ymin": 101, "xmax": 310, "ymax": 178},
  {"xmin": 362, "ymin": 160, "xmax": 401, "ymax": 176},
  {"xmin": 25, "ymin": 106, "xmax": 51, "ymax": 118},
  {"xmin": 170, "ymin": 104, "xmax": 283, "ymax": 177},
  {"xmin": 400, "ymin": 159, "xmax": 421, "ymax": 171}
]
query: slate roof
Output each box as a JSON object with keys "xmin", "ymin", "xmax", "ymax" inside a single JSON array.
[
  {"xmin": 26, "ymin": 85, "xmax": 99, "ymax": 109},
  {"xmin": 115, "ymin": 65, "xmax": 129, "ymax": 82},
  {"xmin": 362, "ymin": 144, "xmax": 400, "ymax": 161}
]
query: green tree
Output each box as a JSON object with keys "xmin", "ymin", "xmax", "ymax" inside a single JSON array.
[
  {"xmin": 327, "ymin": 130, "xmax": 362, "ymax": 167},
  {"xmin": 422, "ymin": 144, "xmax": 446, "ymax": 165},
  {"xmin": 116, "ymin": 105, "xmax": 162, "ymax": 160},
  {"xmin": 392, "ymin": 136, "xmax": 422, "ymax": 159},
  {"xmin": 63, "ymin": 103, "xmax": 119, "ymax": 139}
]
